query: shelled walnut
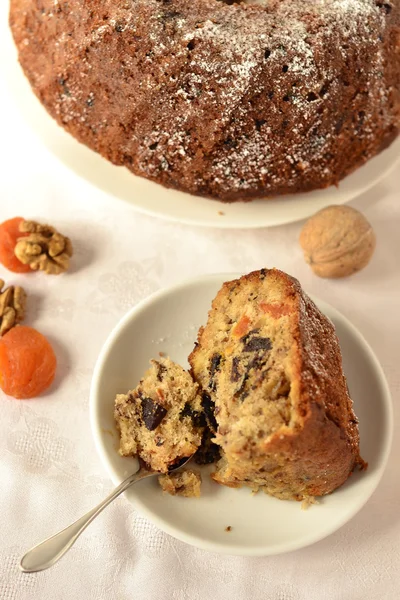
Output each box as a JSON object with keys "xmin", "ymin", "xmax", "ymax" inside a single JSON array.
[
  {"xmin": 299, "ymin": 205, "xmax": 376, "ymax": 278},
  {"xmin": 14, "ymin": 220, "xmax": 73, "ymax": 275},
  {"xmin": 0, "ymin": 279, "xmax": 27, "ymax": 336}
]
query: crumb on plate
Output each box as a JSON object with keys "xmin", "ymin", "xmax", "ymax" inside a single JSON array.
[{"xmin": 159, "ymin": 469, "xmax": 202, "ymax": 498}]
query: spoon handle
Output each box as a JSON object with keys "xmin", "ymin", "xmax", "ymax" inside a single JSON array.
[{"xmin": 20, "ymin": 468, "xmax": 152, "ymax": 573}]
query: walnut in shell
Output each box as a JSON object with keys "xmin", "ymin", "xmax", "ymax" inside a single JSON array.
[
  {"xmin": 0, "ymin": 279, "xmax": 27, "ymax": 336},
  {"xmin": 299, "ymin": 205, "xmax": 376, "ymax": 278},
  {"xmin": 14, "ymin": 220, "xmax": 73, "ymax": 275}
]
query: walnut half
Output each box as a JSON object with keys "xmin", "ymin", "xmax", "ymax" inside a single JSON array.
[
  {"xmin": 0, "ymin": 279, "xmax": 27, "ymax": 336},
  {"xmin": 14, "ymin": 220, "xmax": 73, "ymax": 275}
]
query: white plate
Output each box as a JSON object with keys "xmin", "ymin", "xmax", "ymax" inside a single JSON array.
[
  {"xmin": 2, "ymin": 5, "xmax": 400, "ymax": 229},
  {"xmin": 90, "ymin": 273, "xmax": 393, "ymax": 556}
]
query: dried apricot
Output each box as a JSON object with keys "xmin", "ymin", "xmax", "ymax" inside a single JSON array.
[
  {"xmin": 0, "ymin": 326, "xmax": 57, "ymax": 399},
  {"xmin": 232, "ymin": 315, "xmax": 251, "ymax": 338},
  {"xmin": 259, "ymin": 302, "xmax": 291, "ymax": 318},
  {"xmin": 0, "ymin": 217, "xmax": 31, "ymax": 273}
]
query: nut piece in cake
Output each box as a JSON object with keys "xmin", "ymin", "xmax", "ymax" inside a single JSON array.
[
  {"xmin": 189, "ymin": 268, "xmax": 364, "ymax": 501},
  {"xmin": 114, "ymin": 358, "xmax": 205, "ymax": 473},
  {"xmin": 299, "ymin": 205, "xmax": 376, "ymax": 278},
  {"xmin": 158, "ymin": 469, "xmax": 202, "ymax": 498}
]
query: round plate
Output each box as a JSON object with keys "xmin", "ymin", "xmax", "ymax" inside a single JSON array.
[
  {"xmin": 90, "ymin": 274, "xmax": 392, "ymax": 556},
  {"xmin": 2, "ymin": 6, "xmax": 400, "ymax": 229}
]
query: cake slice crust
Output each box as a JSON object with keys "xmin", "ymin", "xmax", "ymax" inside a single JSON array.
[{"xmin": 189, "ymin": 268, "xmax": 363, "ymax": 500}]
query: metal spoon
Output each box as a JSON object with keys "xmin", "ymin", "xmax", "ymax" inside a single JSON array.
[{"xmin": 20, "ymin": 457, "xmax": 191, "ymax": 573}]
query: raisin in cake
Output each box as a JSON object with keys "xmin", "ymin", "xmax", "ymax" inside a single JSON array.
[
  {"xmin": 10, "ymin": 0, "xmax": 400, "ymax": 202},
  {"xmin": 114, "ymin": 358, "xmax": 205, "ymax": 472},
  {"xmin": 189, "ymin": 269, "xmax": 364, "ymax": 501}
]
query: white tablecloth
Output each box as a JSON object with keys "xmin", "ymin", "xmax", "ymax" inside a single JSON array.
[{"xmin": 1, "ymin": 61, "xmax": 400, "ymax": 600}]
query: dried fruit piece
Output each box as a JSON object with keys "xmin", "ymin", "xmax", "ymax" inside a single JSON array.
[
  {"xmin": 0, "ymin": 326, "xmax": 57, "ymax": 399},
  {"xmin": 180, "ymin": 402, "xmax": 206, "ymax": 428},
  {"xmin": 14, "ymin": 220, "xmax": 73, "ymax": 275},
  {"xmin": 208, "ymin": 352, "xmax": 222, "ymax": 391},
  {"xmin": 242, "ymin": 336, "xmax": 272, "ymax": 353},
  {"xmin": 0, "ymin": 217, "xmax": 31, "ymax": 273},
  {"xmin": 232, "ymin": 315, "xmax": 251, "ymax": 337},
  {"xmin": 259, "ymin": 302, "xmax": 291, "ymax": 318},
  {"xmin": 194, "ymin": 428, "xmax": 221, "ymax": 465},
  {"xmin": 234, "ymin": 372, "xmax": 250, "ymax": 402},
  {"xmin": 230, "ymin": 356, "xmax": 241, "ymax": 382},
  {"xmin": 141, "ymin": 397, "xmax": 168, "ymax": 430},
  {"xmin": 0, "ymin": 280, "xmax": 27, "ymax": 336},
  {"xmin": 201, "ymin": 392, "xmax": 218, "ymax": 433}
]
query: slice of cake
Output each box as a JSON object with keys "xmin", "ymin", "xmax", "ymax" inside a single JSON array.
[
  {"xmin": 114, "ymin": 358, "xmax": 205, "ymax": 473},
  {"xmin": 189, "ymin": 268, "xmax": 364, "ymax": 501}
]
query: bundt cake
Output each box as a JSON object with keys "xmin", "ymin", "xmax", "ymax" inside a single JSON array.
[
  {"xmin": 114, "ymin": 358, "xmax": 205, "ymax": 472},
  {"xmin": 9, "ymin": 0, "xmax": 400, "ymax": 202},
  {"xmin": 189, "ymin": 269, "xmax": 364, "ymax": 501}
]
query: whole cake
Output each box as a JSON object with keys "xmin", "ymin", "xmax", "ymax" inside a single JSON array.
[
  {"xmin": 9, "ymin": 0, "xmax": 400, "ymax": 202},
  {"xmin": 189, "ymin": 269, "xmax": 364, "ymax": 500}
]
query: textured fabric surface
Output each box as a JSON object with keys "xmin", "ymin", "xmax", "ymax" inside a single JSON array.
[{"xmin": 0, "ymin": 69, "xmax": 399, "ymax": 600}]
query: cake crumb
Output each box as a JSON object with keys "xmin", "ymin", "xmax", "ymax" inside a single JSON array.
[
  {"xmin": 218, "ymin": 211, "xmax": 225, "ymax": 216},
  {"xmin": 101, "ymin": 427, "xmax": 114, "ymax": 437},
  {"xmin": 301, "ymin": 496, "xmax": 318, "ymax": 510},
  {"xmin": 158, "ymin": 351, "xmax": 166, "ymax": 357},
  {"xmin": 225, "ymin": 526, "xmax": 232, "ymax": 532},
  {"xmin": 159, "ymin": 469, "xmax": 202, "ymax": 498}
]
